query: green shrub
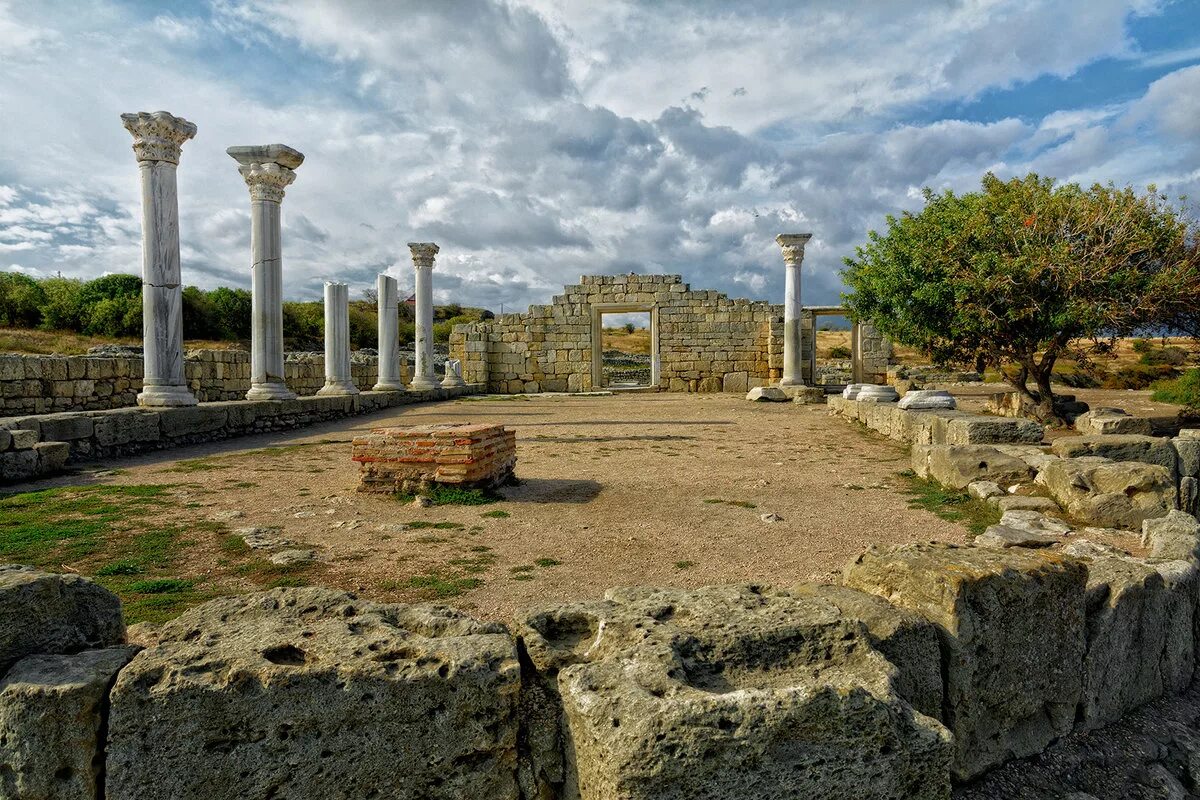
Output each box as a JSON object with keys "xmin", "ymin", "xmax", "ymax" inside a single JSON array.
[
  {"xmin": 1140, "ymin": 345, "xmax": 1189, "ymax": 367},
  {"xmin": 1152, "ymin": 368, "xmax": 1200, "ymax": 410},
  {"xmin": 0, "ymin": 273, "xmax": 45, "ymax": 327},
  {"xmin": 1105, "ymin": 363, "xmax": 1179, "ymax": 390},
  {"xmin": 828, "ymin": 345, "xmax": 852, "ymax": 359},
  {"xmin": 38, "ymin": 277, "xmax": 84, "ymax": 331}
]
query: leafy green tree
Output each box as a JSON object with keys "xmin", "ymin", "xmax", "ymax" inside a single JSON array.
[
  {"xmin": 843, "ymin": 173, "xmax": 1200, "ymax": 422},
  {"xmin": 207, "ymin": 286, "xmax": 252, "ymax": 340},
  {"xmin": 79, "ymin": 274, "xmax": 142, "ymax": 336},
  {"xmin": 0, "ymin": 273, "xmax": 46, "ymax": 327},
  {"xmin": 38, "ymin": 277, "xmax": 84, "ymax": 331}
]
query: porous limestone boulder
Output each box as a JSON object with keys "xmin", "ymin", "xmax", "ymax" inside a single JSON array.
[
  {"xmin": 105, "ymin": 589, "xmax": 521, "ymax": 800},
  {"xmin": 1075, "ymin": 555, "xmax": 1197, "ymax": 729},
  {"xmin": 1037, "ymin": 456, "xmax": 1176, "ymax": 530},
  {"xmin": 898, "ymin": 389, "xmax": 957, "ymax": 410},
  {"xmin": 0, "ymin": 646, "xmax": 138, "ymax": 800},
  {"xmin": 993, "ymin": 495, "xmax": 1059, "ymax": 513},
  {"xmin": 843, "ymin": 542, "xmax": 1087, "ymax": 780},
  {"xmin": 1141, "ymin": 510, "xmax": 1200, "ymax": 561},
  {"xmin": 967, "ymin": 480, "xmax": 1004, "ymax": 501},
  {"xmin": 939, "ymin": 415, "xmax": 1044, "ymax": 446},
  {"xmin": 1050, "ymin": 434, "xmax": 1178, "ymax": 476},
  {"xmin": 975, "ymin": 525, "xmax": 1060, "ymax": 549},
  {"xmin": 516, "ymin": 584, "xmax": 951, "ymax": 800},
  {"xmin": 924, "ymin": 444, "xmax": 1034, "ymax": 490},
  {"xmin": 1074, "ymin": 408, "xmax": 1153, "ymax": 436},
  {"xmin": 746, "ymin": 386, "xmax": 788, "ymax": 402},
  {"xmin": 1174, "ymin": 430, "xmax": 1200, "ymax": 479},
  {"xmin": 0, "ymin": 566, "xmax": 125, "ymax": 676}
]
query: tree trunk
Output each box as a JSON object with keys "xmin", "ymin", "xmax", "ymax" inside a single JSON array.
[{"xmin": 1027, "ymin": 357, "xmax": 1068, "ymax": 426}]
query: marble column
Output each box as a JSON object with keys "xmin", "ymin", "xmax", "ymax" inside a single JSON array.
[
  {"xmin": 441, "ymin": 359, "xmax": 466, "ymax": 388},
  {"xmin": 776, "ymin": 233, "xmax": 813, "ymax": 387},
  {"xmin": 373, "ymin": 274, "xmax": 404, "ymax": 391},
  {"xmin": 408, "ymin": 242, "xmax": 440, "ymax": 390},
  {"xmin": 317, "ymin": 281, "xmax": 358, "ymax": 396},
  {"xmin": 121, "ymin": 111, "xmax": 198, "ymax": 407},
  {"xmin": 227, "ymin": 144, "xmax": 304, "ymax": 401}
]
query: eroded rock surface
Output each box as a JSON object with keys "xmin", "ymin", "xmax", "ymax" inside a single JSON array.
[
  {"xmin": 516, "ymin": 584, "xmax": 951, "ymax": 800},
  {"xmin": 0, "ymin": 646, "xmax": 137, "ymax": 800},
  {"xmin": 105, "ymin": 588, "xmax": 521, "ymax": 800},
  {"xmin": 0, "ymin": 566, "xmax": 125, "ymax": 676},
  {"xmin": 844, "ymin": 543, "xmax": 1087, "ymax": 780},
  {"xmin": 1038, "ymin": 457, "xmax": 1176, "ymax": 529}
]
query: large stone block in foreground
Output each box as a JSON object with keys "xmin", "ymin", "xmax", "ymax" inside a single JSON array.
[
  {"xmin": 105, "ymin": 589, "xmax": 521, "ymax": 800},
  {"xmin": 0, "ymin": 646, "xmax": 138, "ymax": 800},
  {"xmin": 351, "ymin": 422, "xmax": 516, "ymax": 493},
  {"xmin": 0, "ymin": 566, "xmax": 125, "ymax": 676},
  {"xmin": 1038, "ymin": 456, "xmax": 1176, "ymax": 529},
  {"xmin": 516, "ymin": 584, "xmax": 951, "ymax": 800},
  {"xmin": 843, "ymin": 543, "xmax": 1086, "ymax": 780}
]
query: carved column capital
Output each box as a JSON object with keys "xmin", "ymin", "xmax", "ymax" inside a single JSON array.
[
  {"xmin": 121, "ymin": 111, "xmax": 197, "ymax": 165},
  {"xmin": 237, "ymin": 162, "xmax": 297, "ymax": 203},
  {"xmin": 776, "ymin": 233, "xmax": 813, "ymax": 267},
  {"xmin": 408, "ymin": 242, "xmax": 440, "ymax": 269},
  {"xmin": 227, "ymin": 144, "xmax": 304, "ymax": 204}
]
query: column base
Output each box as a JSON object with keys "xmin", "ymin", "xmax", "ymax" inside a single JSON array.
[
  {"xmin": 246, "ymin": 383, "xmax": 297, "ymax": 401},
  {"xmin": 409, "ymin": 377, "xmax": 440, "ymax": 391},
  {"xmin": 137, "ymin": 385, "xmax": 198, "ymax": 407},
  {"xmin": 441, "ymin": 376, "xmax": 467, "ymax": 389},
  {"xmin": 778, "ymin": 377, "xmax": 805, "ymax": 387},
  {"xmin": 372, "ymin": 381, "xmax": 407, "ymax": 392},
  {"xmin": 317, "ymin": 382, "xmax": 360, "ymax": 397}
]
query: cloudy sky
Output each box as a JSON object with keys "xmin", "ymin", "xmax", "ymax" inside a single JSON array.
[{"xmin": 2, "ymin": 0, "xmax": 1199, "ymax": 311}]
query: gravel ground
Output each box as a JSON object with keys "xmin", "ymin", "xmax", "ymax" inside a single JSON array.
[{"xmin": 42, "ymin": 393, "xmax": 971, "ymax": 622}]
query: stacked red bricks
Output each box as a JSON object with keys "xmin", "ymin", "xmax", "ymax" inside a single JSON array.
[{"xmin": 351, "ymin": 423, "xmax": 516, "ymax": 494}]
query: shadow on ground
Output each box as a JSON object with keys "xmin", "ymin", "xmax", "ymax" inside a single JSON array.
[{"xmin": 500, "ymin": 478, "xmax": 602, "ymax": 504}]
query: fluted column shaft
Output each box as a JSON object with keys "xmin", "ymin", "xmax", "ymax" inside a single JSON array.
[
  {"xmin": 122, "ymin": 111, "xmax": 197, "ymax": 407},
  {"xmin": 373, "ymin": 274, "xmax": 404, "ymax": 390},
  {"xmin": 776, "ymin": 233, "xmax": 813, "ymax": 387},
  {"xmin": 408, "ymin": 242, "xmax": 439, "ymax": 390},
  {"xmin": 228, "ymin": 144, "xmax": 304, "ymax": 401},
  {"xmin": 318, "ymin": 282, "xmax": 358, "ymax": 396}
]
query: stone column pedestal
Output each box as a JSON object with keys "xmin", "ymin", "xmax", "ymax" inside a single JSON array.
[
  {"xmin": 776, "ymin": 233, "xmax": 813, "ymax": 387},
  {"xmin": 408, "ymin": 242, "xmax": 440, "ymax": 391},
  {"xmin": 373, "ymin": 274, "xmax": 404, "ymax": 391},
  {"xmin": 441, "ymin": 359, "xmax": 466, "ymax": 388},
  {"xmin": 122, "ymin": 111, "xmax": 198, "ymax": 407},
  {"xmin": 228, "ymin": 144, "xmax": 304, "ymax": 401},
  {"xmin": 317, "ymin": 282, "xmax": 358, "ymax": 396}
]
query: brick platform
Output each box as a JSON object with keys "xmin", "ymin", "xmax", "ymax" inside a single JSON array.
[{"xmin": 351, "ymin": 423, "xmax": 516, "ymax": 494}]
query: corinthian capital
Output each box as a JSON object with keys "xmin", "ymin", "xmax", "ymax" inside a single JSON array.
[
  {"xmin": 776, "ymin": 233, "xmax": 813, "ymax": 267},
  {"xmin": 227, "ymin": 144, "xmax": 304, "ymax": 203},
  {"xmin": 121, "ymin": 111, "xmax": 197, "ymax": 164},
  {"xmin": 408, "ymin": 242, "xmax": 440, "ymax": 269}
]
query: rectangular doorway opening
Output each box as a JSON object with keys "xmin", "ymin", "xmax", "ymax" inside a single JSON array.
[{"xmin": 599, "ymin": 310, "xmax": 653, "ymax": 389}]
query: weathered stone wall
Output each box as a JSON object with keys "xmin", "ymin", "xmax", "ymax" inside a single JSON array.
[
  {"xmin": 0, "ymin": 384, "xmax": 478, "ymax": 484},
  {"xmin": 6, "ymin": 509, "xmax": 1200, "ymax": 800},
  {"xmin": 0, "ymin": 350, "xmax": 406, "ymax": 415},
  {"xmin": 450, "ymin": 273, "xmax": 783, "ymax": 393}
]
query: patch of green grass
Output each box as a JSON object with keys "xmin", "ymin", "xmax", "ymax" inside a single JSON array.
[
  {"xmin": 220, "ymin": 534, "xmax": 250, "ymax": 555},
  {"xmin": 128, "ymin": 577, "xmax": 193, "ymax": 594},
  {"xmin": 897, "ymin": 471, "xmax": 1000, "ymax": 536},
  {"xmin": 512, "ymin": 573, "xmax": 535, "ymax": 581},
  {"xmin": 510, "ymin": 564, "xmax": 535, "ymax": 574},
  {"xmin": 481, "ymin": 509, "xmax": 510, "ymax": 519},
  {"xmin": 406, "ymin": 521, "xmax": 466, "ymax": 531},
  {"xmin": 229, "ymin": 481, "xmax": 258, "ymax": 489},
  {"xmin": 95, "ymin": 560, "xmax": 143, "ymax": 576},
  {"xmin": 400, "ymin": 571, "xmax": 484, "ymax": 598},
  {"xmin": 674, "ymin": 560, "xmax": 697, "ymax": 570},
  {"xmin": 162, "ymin": 458, "xmax": 228, "ymax": 473},
  {"xmin": 411, "ymin": 534, "xmax": 449, "ymax": 544},
  {"xmin": 534, "ymin": 557, "xmax": 561, "ymax": 568},
  {"xmin": 397, "ymin": 485, "xmax": 501, "ymax": 506}
]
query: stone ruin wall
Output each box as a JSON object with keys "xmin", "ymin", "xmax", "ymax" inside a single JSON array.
[
  {"xmin": 450, "ymin": 273, "xmax": 784, "ymax": 393},
  {"xmin": 0, "ymin": 350, "xmax": 407, "ymax": 415},
  {"xmin": 7, "ymin": 506, "xmax": 1200, "ymax": 800}
]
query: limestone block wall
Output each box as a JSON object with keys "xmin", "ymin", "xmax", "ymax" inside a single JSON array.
[
  {"xmin": 449, "ymin": 273, "xmax": 783, "ymax": 393},
  {"xmin": 854, "ymin": 321, "xmax": 892, "ymax": 384},
  {"xmin": 0, "ymin": 350, "xmax": 406, "ymax": 415},
  {"xmin": 7, "ymin": 511, "xmax": 1200, "ymax": 799}
]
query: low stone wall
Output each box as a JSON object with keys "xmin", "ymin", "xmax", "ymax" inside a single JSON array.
[
  {"xmin": 828, "ymin": 395, "xmax": 1046, "ymax": 445},
  {"xmin": 0, "ymin": 384, "xmax": 479, "ymax": 484},
  {"xmin": 6, "ymin": 510, "xmax": 1200, "ymax": 799},
  {"xmin": 0, "ymin": 349, "xmax": 404, "ymax": 415}
]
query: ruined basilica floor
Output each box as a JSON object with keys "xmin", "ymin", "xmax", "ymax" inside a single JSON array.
[{"xmin": 16, "ymin": 394, "xmax": 970, "ymax": 623}]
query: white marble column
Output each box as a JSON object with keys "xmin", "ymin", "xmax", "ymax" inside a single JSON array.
[
  {"xmin": 317, "ymin": 281, "xmax": 358, "ymax": 396},
  {"xmin": 121, "ymin": 111, "xmax": 198, "ymax": 407},
  {"xmin": 227, "ymin": 144, "xmax": 304, "ymax": 401},
  {"xmin": 373, "ymin": 274, "xmax": 404, "ymax": 391},
  {"xmin": 408, "ymin": 242, "xmax": 440, "ymax": 390},
  {"xmin": 776, "ymin": 233, "xmax": 813, "ymax": 387},
  {"xmin": 441, "ymin": 359, "xmax": 466, "ymax": 388}
]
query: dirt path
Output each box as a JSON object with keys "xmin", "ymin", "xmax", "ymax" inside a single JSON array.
[{"xmin": 23, "ymin": 394, "xmax": 970, "ymax": 623}]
